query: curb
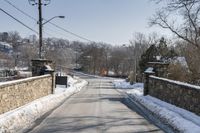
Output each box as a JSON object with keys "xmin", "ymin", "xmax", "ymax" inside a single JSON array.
[
  {"xmin": 124, "ymin": 94, "xmax": 176, "ymax": 133},
  {"xmin": 125, "ymin": 93, "xmax": 200, "ymax": 133}
]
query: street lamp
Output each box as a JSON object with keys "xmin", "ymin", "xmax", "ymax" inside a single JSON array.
[
  {"xmin": 42, "ymin": 16, "xmax": 65, "ymax": 25},
  {"xmin": 38, "ymin": 15, "xmax": 65, "ymax": 58},
  {"xmin": 123, "ymin": 44, "xmax": 137, "ymax": 82}
]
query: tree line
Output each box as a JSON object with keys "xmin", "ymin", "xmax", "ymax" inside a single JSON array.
[
  {"xmin": 1, "ymin": 0, "xmax": 200, "ymax": 84},
  {"xmin": 0, "ymin": 30, "xmax": 197, "ymax": 84}
]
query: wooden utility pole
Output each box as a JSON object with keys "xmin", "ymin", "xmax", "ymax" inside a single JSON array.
[
  {"xmin": 38, "ymin": 0, "xmax": 43, "ymax": 58},
  {"xmin": 29, "ymin": 0, "xmax": 51, "ymax": 58}
]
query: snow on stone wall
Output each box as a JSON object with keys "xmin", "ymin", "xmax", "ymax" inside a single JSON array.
[
  {"xmin": 0, "ymin": 77, "xmax": 88, "ymax": 132},
  {"xmin": 147, "ymin": 75, "xmax": 200, "ymax": 115},
  {"xmin": 0, "ymin": 75, "xmax": 53, "ymax": 115}
]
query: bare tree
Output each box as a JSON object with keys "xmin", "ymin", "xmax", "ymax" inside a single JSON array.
[
  {"xmin": 77, "ymin": 42, "xmax": 111, "ymax": 75},
  {"xmin": 150, "ymin": 0, "xmax": 200, "ymax": 82},
  {"xmin": 109, "ymin": 47, "xmax": 128, "ymax": 76},
  {"xmin": 17, "ymin": 43, "xmax": 37, "ymax": 69},
  {"xmin": 44, "ymin": 38, "xmax": 74, "ymax": 72},
  {"xmin": 150, "ymin": 0, "xmax": 200, "ymax": 48}
]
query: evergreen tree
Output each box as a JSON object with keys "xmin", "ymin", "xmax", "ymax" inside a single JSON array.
[
  {"xmin": 139, "ymin": 44, "xmax": 158, "ymax": 72},
  {"xmin": 139, "ymin": 37, "xmax": 178, "ymax": 73},
  {"xmin": 158, "ymin": 37, "xmax": 168, "ymax": 59}
]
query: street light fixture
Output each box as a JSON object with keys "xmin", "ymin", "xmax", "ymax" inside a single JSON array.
[
  {"xmin": 123, "ymin": 44, "xmax": 137, "ymax": 82},
  {"xmin": 38, "ymin": 15, "xmax": 65, "ymax": 58},
  {"xmin": 42, "ymin": 16, "xmax": 65, "ymax": 25}
]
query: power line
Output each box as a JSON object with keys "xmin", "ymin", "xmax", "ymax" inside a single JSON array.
[
  {"xmin": 3, "ymin": 0, "xmax": 93, "ymax": 42},
  {"xmin": 43, "ymin": 26, "xmax": 69, "ymax": 38},
  {"xmin": 3, "ymin": 0, "xmax": 61, "ymax": 38},
  {"xmin": 48, "ymin": 22, "xmax": 93, "ymax": 42},
  {"xmin": 0, "ymin": 7, "xmax": 38, "ymax": 34},
  {"xmin": 3, "ymin": 0, "xmax": 37, "ymax": 21}
]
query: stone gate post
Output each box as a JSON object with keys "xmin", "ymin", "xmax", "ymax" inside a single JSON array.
[{"xmin": 144, "ymin": 70, "xmax": 155, "ymax": 96}]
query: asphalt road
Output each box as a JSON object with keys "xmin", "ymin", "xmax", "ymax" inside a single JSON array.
[{"xmin": 28, "ymin": 74, "xmax": 164, "ymax": 133}]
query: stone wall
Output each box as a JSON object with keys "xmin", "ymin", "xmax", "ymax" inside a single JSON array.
[
  {"xmin": 0, "ymin": 75, "xmax": 53, "ymax": 114},
  {"xmin": 146, "ymin": 75, "xmax": 200, "ymax": 115}
]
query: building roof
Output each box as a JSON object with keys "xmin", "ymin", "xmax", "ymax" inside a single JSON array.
[{"xmin": 0, "ymin": 41, "xmax": 13, "ymax": 49}]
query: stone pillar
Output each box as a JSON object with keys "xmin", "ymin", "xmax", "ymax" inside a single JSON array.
[
  {"xmin": 31, "ymin": 59, "xmax": 56, "ymax": 94},
  {"xmin": 50, "ymin": 71, "xmax": 55, "ymax": 94},
  {"xmin": 31, "ymin": 59, "xmax": 53, "ymax": 76},
  {"xmin": 144, "ymin": 71, "xmax": 155, "ymax": 96},
  {"xmin": 129, "ymin": 71, "xmax": 135, "ymax": 85},
  {"xmin": 147, "ymin": 62, "xmax": 169, "ymax": 78}
]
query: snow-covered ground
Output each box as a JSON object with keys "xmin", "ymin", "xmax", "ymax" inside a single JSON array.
[
  {"xmin": 113, "ymin": 80, "xmax": 200, "ymax": 133},
  {"xmin": 0, "ymin": 75, "xmax": 88, "ymax": 132},
  {"xmin": 55, "ymin": 75, "xmax": 78, "ymax": 94},
  {"xmin": 113, "ymin": 79, "xmax": 143, "ymax": 96}
]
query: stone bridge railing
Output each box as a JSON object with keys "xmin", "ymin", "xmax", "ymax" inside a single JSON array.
[
  {"xmin": 144, "ymin": 73, "xmax": 200, "ymax": 115},
  {"xmin": 0, "ymin": 74, "xmax": 55, "ymax": 114}
]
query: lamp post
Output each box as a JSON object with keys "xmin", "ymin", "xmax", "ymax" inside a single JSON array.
[
  {"xmin": 29, "ymin": 0, "xmax": 65, "ymax": 76},
  {"xmin": 123, "ymin": 44, "xmax": 137, "ymax": 82},
  {"xmin": 38, "ymin": 15, "xmax": 65, "ymax": 58}
]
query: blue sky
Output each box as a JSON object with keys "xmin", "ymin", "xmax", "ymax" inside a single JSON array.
[{"xmin": 0, "ymin": 0, "xmax": 171, "ymax": 45}]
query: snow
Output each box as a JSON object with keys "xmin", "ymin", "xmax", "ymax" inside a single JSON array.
[
  {"xmin": 68, "ymin": 75, "xmax": 78, "ymax": 85},
  {"xmin": 148, "ymin": 62, "xmax": 169, "ymax": 65},
  {"xmin": 113, "ymin": 80, "xmax": 200, "ymax": 133},
  {"xmin": 44, "ymin": 65, "xmax": 53, "ymax": 71},
  {"xmin": 129, "ymin": 94, "xmax": 200, "ymax": 133},
  {"xmin": 127, "ymin": 87, "xmax": 143, "ymax": 96},
  {"xmin": 113, "ymin": 80, "xmax": 144, "ymax": 96},
  {"xmin": 113, "ymin": 79, "xmax": 143, "ymax": 90},
  {"xmin": 156, "ymin": 56, "xmax": 161, "ymax": 61},
  {"xmin": 14, "ymin": 67, "xmax": 29, "ymax": 71},
  {"xmin": 0, "ymin": 75, "xmax": 88, "ymax": 132},
  {"xmin": 171, "ymin": 56, "xmax": 188, "ymax": 68},
  {"xmin": 0, "ymin": 74, "xmax": 50, "ymax": 86},
  {"xmin": 0, "ymin": 41, "xmax": 12, "ymax": 49},
  {"xmin": 55, "ymin": 85, "xmax": 68, "ymax": 94},
  {"xmin": 150, "ymin": 75, "xmax": 200, "ymax": 90},
  {"xmin": 108, "ymin": 71, "xmax": 115, "ymax": 76},
  {"xmin": 145, "ymin": 96, "xmax": 200, "ymax": 127},
  {"xmin": 17, "ymin": 71, "xmax": 32, "ymax": 78},
  {"xmin": 144, "ymin": 67, "xmax": 154, "ymax": 73},
  {"xmin": 55, "ymin": 75, "xmax": 79, "ymax": 94}
]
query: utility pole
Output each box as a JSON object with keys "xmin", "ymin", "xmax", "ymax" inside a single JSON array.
[
  {"xmin": 29, "ymin": 0, "xmax": 66, "ymax": 76},
  {"xmin": 29, "ymin": 0, "xmax": 51, "ymax": 59},
  {"xmin": 38, "ymin": 0, "xmax": 42, "ymax": 59}
]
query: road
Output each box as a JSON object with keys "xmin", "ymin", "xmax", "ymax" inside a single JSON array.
[{"xmin": 28, "ymin": 74, "xmax": 164, "ymax": 133}]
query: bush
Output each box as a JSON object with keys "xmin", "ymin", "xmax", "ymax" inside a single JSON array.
[{"xmin": 168, "ymin": 63, "xmax": 190, "ymax": 82}]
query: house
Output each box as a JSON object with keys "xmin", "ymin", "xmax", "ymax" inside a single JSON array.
[{"xmin": 0, "ymin": 41, "xmax": 13, "ymax": 53}]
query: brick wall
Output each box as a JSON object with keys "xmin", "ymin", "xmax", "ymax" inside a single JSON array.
[
  {"xmin": 0, "ymin": 75, "xmax": 53, "ymax": 114},
  {"xmin": 146, "ymin": 75, "xmax": 200, "ymax": 115}
]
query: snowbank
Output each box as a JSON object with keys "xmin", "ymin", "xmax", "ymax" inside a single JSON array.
[
  {"xmin": 113, "ymin": 80, "xmax": 200, "ymax": 133},
  {"xmin": 113, "ymin": 79, "xmax": 143, "ymax": 89},
  {"xmin": 113, "ymin": 80, "xmax": 144, "ymax": 96},
  {"xmin": 0, "ymin": 76, "xmax": 88, "ymax": 132},
  {"xmin": 128, "ymin": 94, "xmax": 200, "ymax": 133},
  {"xmin": 55, "ymin": 75, "xmax": 78, "ymax": 94},
  {"xmin": 17, "ymin": 71, "xmax": 32, "ymax": 78},
  {"xmin": 145, "ymin": 96, "xmax": 200, "ymax": 128}
]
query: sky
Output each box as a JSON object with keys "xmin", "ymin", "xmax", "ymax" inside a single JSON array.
[{"xmin": 0, "ymin": 0, "xmax": 172, "ymax": 45}]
